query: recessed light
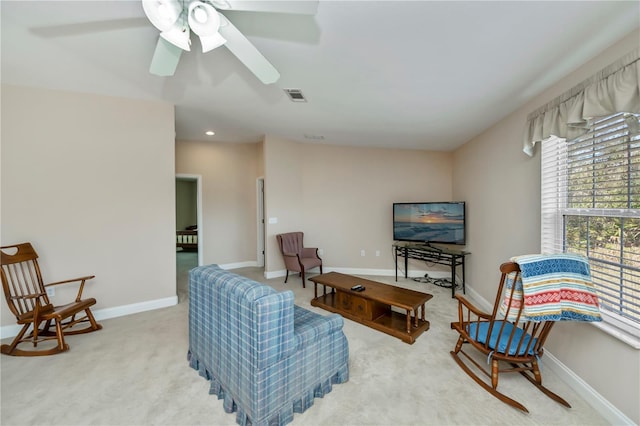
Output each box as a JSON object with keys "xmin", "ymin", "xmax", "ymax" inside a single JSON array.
[{"xmin": 205, "ymin": 131, "xmax": 215, "ymax": 136}]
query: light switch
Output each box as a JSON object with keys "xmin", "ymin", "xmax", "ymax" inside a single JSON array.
[{"xmin": 268, "ymin": 217, "xmax": 278, "ymax": 224}]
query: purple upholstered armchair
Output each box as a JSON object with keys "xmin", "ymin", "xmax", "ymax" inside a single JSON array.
[{"xmin": 276, "ymin": 232, "xmax": 323, "ymax": 288}]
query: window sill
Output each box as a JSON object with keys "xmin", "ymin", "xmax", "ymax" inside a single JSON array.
[{"xmin": 590, "ymin": 317, "xmax": 640, "ymax": 350}]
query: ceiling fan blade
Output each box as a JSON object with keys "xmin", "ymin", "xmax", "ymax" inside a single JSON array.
[
  {"xmin": 30, "ymin": 18, "xmax": 150, "ymax": 37},
  {"xmin": 218, "ymin": 15, "xmax": 280, "ymax": 84},
  {"xmin": 215, "ymin": 0, "xmax": 319, "ymax": 15},
  {"xmin": 149, "ymin": 37, "xmax": 183, "ymax": 77}
]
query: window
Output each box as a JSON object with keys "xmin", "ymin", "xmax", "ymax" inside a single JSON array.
[{"xmin": 541, "ymin": 113, "xmax": 640, "ymax": 337}]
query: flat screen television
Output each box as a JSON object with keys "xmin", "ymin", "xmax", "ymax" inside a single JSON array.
[{"xmin": 393, "ymin": 202, "xmax": 466, "ymax": 245}]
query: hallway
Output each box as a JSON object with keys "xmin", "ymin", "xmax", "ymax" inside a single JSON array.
[{"xmin": 176, "ymin": 250, "xmax": 198, "ymax": 302}]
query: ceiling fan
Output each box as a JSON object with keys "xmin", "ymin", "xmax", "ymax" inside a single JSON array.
[{"xmin": 142, "ymin": 0, "xmax": 318, "ymax": 84}]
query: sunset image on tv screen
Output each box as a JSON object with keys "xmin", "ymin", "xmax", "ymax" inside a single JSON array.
[{"xmin": 393, "ymin": 202, "xmax": 465, "ymax": 244}]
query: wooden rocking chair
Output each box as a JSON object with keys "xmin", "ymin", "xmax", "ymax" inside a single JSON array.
[
  {"xmin": 1, "ymin": 242, "xmax": 102, "ymax": 356},
  {"xmin": 450, "ymin": 261, "xmax": 570, "ymax": 413}
]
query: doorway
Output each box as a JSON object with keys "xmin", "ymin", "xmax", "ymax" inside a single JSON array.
[{"xmin": 176, "ymin": 174, "xmax": 202, "ymax": 301}]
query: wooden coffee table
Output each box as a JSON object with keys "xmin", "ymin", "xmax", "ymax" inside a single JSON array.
[{"xmin": 309, "ymin": 272, "xmax": 433, "ymax": 344}]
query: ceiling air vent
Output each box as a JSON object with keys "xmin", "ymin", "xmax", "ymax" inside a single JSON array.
[
  {"xmin": 304, "ymin": 134, "xmax": 325, "ymax": 140},
  {"xmin": 284, "ymin": 88, "xmax": 307, "ymax": 102}
]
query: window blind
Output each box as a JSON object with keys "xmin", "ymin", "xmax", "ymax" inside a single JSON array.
[{"xmin": 541, "ymin": 112, "xmax": 640, "ymax": 328}]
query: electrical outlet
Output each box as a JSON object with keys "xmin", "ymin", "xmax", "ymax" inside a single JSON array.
[
  {"xmin": 360, "ymin": 249, "xmax": 365, "ymax": 257},
  {"xmin": 46, "ymin": 287, "xmax": 55, "ymax": 297},
  {"xmin": 375, "ymin": 250, "xmax": 380, "ymax": 257},
  {"xmin": 318, "ymin": 249, "xmax": 324, "ymax": 255}
]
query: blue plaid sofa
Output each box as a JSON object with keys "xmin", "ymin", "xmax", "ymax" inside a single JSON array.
[{"xmin": 188, "ymin": 264, "xmax": 349, "ymax": 426}]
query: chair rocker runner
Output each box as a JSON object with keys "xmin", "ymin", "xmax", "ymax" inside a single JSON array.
[
  {"xmin": 1, "ymin": 242, "xmax": 102, "ymax": 356},
  {"xmin": 450, "ymin": 261, "xmax": 570, "ymax": 413}
]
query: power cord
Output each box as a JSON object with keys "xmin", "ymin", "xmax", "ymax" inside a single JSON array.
[
  {"xmin": 412, "ymin": 273, "xmax": 459, "ymax": 289},
  {"xmin": 393, "ymin": 244, "xmax": 460, "ymax": 289}
]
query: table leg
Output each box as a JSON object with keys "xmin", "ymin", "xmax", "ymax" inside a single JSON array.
[
  {"xmin": 404, "ymin": 248, "xmax": 408, "ymax": 279},
  {"xmin": 395, "ymin": 246, "xmax": 398, "ymax": 281},
  {"xmin": 451, "ymin": 261, "xmax": 456, "ymax": 299},
  {"xmin": 406, "ymin": 310, "xmax": 411, "ymax": 333},
  {"xmin": 462, "ymin": 256, "xmax": 466, "ymax": 294},
  {"xmin": 314, "ymin": 283, "xmax": 318, "ymax": 299}
]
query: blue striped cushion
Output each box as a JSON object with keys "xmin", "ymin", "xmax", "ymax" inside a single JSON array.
[{"xmin": 468, "ymin": 321, "xmax": 537, "ymax": 356}]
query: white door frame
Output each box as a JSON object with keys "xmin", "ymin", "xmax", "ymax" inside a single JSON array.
[
  {"xmin": 256, "ymin": 177, "xmax": 265, "ymax": 267},
  {"xmin": 176, "ymin": 174, "xmax": 203, "ymax": 266}
]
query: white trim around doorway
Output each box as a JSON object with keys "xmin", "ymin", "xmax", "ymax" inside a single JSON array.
[{"xmin": 176, "ymin": 173, "xmax": 203, "ymax": 266}]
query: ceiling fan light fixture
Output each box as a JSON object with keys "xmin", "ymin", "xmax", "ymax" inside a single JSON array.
[
  {"xmin": 194, "ymin": 8, "xmax": 207, "ymax": 23},
  {"xmin": 161, "ymin": 21, "xmax": 191, "ymax": 51},
  {"xmin": 188, "ymin": 1, "xmax": 221, "ymax": 36},
  {"xmin": 199, "ymin": 33, "xmax": 227, "ymax": 52},
  {"xmin": 187, "ymin": 2, "xmax": 225, "ymax": 52},
  {"xmin": 142, "ymin": 0, "xmax": 182, "ymax": 31}
]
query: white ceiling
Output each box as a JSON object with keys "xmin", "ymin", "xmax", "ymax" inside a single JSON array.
[{"xmin": 2, "ymin": 1, "xmax": 639, "ymax": 151}]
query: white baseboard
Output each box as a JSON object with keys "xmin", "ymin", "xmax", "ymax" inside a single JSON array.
[
  {"xmin": 543, "ymin": 352, "xmax": 635, "ymax": 425},
  {"xmin": 326, "ymin": 266, "xmax": 395, "ymax": 276},
  {"xmin": 465, "ymin": 284, "xmax": 633, "ymax": 425},
  {"xmin": 0, "ymin": 295, "xmax": 178, "ymax": 339},
  {"xmin": 265, "ymin": 267, "xmax": 400, "ymax": 280},
  {"xmin": 219, "ymin": 260, "xmax": 258, "ymax": 270},
  {"xmin": 264, "ymin": 269, "xmax": 287, "ymax": 279},
  {"xmin": 465, "ymin": 285, "xmax": 493, "ymax": 311},
  {"xmin": 0, "ymin": 324, "xmax": 23, "ymax": 340},
  {"xmin": 264, "ymin": 268, "xmax": 331, "ymax": 280},
  {"xmin": 92, "ymin": 296, "xmax": 178, "ymax": 322},
  {"xmin": 264, "ymin": 267, "xmax": 454, "ymax": 280}
]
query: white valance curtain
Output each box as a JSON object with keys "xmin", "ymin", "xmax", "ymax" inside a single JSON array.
[{"xmin": 523, "ymin": 48, "xmax": 640, "ymax": 156}]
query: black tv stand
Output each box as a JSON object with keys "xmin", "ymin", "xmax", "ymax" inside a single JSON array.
[
  {"xmin": 422, "ymin": 242, "xmax": 442, "ymax": 251},
  {"xmin": 393, "ymin": 242, "xmax": 469, "ymax": 298}
]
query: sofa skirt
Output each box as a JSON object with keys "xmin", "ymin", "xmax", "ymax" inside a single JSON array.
[{"xmin": 188, "ymin": 350, "xmax": 349, "ymax": 426}]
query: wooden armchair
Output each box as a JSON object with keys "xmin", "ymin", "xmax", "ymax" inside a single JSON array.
[
  {"xmin": 1, "ymin": 242, "xmax": 102, "ymax": 356},
  {"xmin": 276, "ymin": 232, "xmax": 323, "ymax": 288},
  {"xmin": 450, "ymin": 261, "xmax": 570, "ymax": 413}
]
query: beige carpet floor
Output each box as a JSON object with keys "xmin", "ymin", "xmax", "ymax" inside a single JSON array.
[{"xmin": 0, "ymin": 251, "xmax": 607, "ymax": 425}]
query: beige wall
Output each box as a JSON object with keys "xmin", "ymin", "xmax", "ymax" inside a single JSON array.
[
  {"xmin": 452, "ymin": 30, "xmax": 640, "ymax": 424},
  {"xmin": 264, "ymin": 135, "xmax": 454, "ymax": 274},
  {"xmin": 175, "ymin": 139, "xmax": 259, "ymax": 266},
  {"xmin": 263, "ymin": 136, "xmax": 305, "ymax": 271},
  {"xmin": 1, "ymin": 84, "xmax": 177, "ymax": 327},
  {"xmin": 256, "ymin": 140, "xmax": 264, "ymax": 178}
]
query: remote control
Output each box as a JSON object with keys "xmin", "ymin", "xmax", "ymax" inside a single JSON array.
[{"xmin": 351, "ymin": 284, "xmax": 363, "ymax": 291}]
